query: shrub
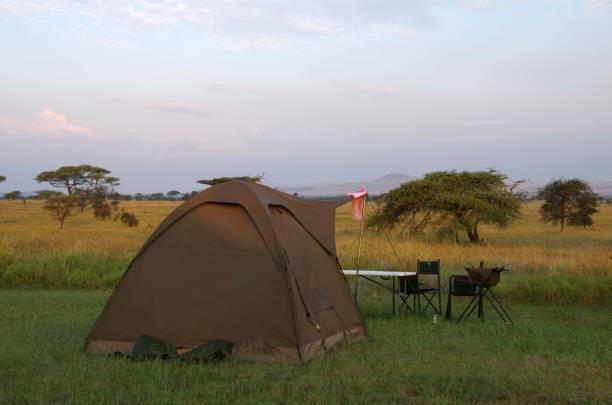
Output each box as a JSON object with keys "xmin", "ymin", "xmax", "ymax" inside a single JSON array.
[
  {"xmin": 120, "ymin": 212, "xmax": 139, "ymax": 227},
  {"xmin": 92, "ymin": 201, "xmax": 112, "ymax": 220}
]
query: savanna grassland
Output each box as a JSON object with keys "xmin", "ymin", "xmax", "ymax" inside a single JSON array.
[
  {"xmin": 1, "ymin": 200, "xmax": 611, "ymax": 304},
  {"xmin": 1, "ymin": 199, "xmax": 611, "ymax": 403}
]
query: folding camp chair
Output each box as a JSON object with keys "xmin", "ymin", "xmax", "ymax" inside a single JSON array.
[
  {"xmin": 446, "ymin": 266, "xmax": 513, "ymax": 325},
  {"xmin": 398, "ymin": 260, "xmax": 442, "ymax": 315},
  {"xmin": 445, "ymin": 275, "xmax": 478, "ymax": 321},
  {"xmin": 397, "ymin": 274, "xmax": 418, "ymax": 313}
]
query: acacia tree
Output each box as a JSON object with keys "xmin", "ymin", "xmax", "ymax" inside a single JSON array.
[
  {"xmin": 3, "ymin": 191, "xmax": 23, "ymax": 201},
  {"xmin": 90, "ymin": 186, "xmax": 113, "ymax": 219},
  {"xmin": 538, "ymin": 179, "xmax": 598, "ymax": 232},
  {"xmin": 36, "ymin": 165, "xmax": 120, "ymax": 214},
  {"xmin": 35, "ymin": 190, "xmax": 63, "ymax": 200},
  {"xmin": 368, "ymin": 170, "xmax": 522, "ymax": 244},
  {"xmin": 44, "ymin": 195, "xmax": 77, "ymax": 229},
  {"xmin": 167, "ymin": 190, "xmax": 181, "ymax": 200},
  {"xmin": 182, "ymin": 191, "xmax": 198, "ymax": 200},
  {"xmin": 35, "ymin": 165, "xmax": 119, "ymax": 195},
  {"xmin": 197, "ymin": 175, "xmax": 263, "ymax": 186}
]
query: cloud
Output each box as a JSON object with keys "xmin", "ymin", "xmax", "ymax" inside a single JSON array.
[
  {"xmin": 357, "ymin": 84, "xmax": 401, "ymax": 95},
  {"xmin": 0, "ymin": 1, "xmax": 214, "ymax": 28},
  {"xmin": 208, "ymin": 83, "xmax": 233, "ymax": 92},
  {"xmin": 285, "ymin": 17, "xmax": 337, "ymax": 35},
  {"xmin": 114, "ymin": 1, "xmax": 213, "ymax": 27},
  {"xmin": 224, "ymin": 38, "xmax": 288, "ymax": 52},
  {"xmin": 208, "ymin": 83, "xmax": 257, "ymax": 93},
  {"xmin": 0, "ymin": 108, "xmax": 94, "ymax": 138},
  {"xmin": 147, "ymin": 102, "xmax": 206, "ymax": 117},
  {"xmin": 580, "ymin": 0, "xmax": 612, "ymax": 17},
  {"xmin": 460, "ymin": 0, "xmax": 506, "ymax": 8},
  {"xmin": 36, "ymin": 108, "xmax": 94, "ymax": 136},
  {"xmin": 0, "ymin": 0, "xmax": 434, "ymax": 49},
  {"xmin": 0, "ymin": 1, "xmax": 51, "ymax": 15}
]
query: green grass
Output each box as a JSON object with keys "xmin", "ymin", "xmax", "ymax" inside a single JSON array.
[{"xmin": 1, "ymin": 289, "xmax": 610, "ymax": 404}]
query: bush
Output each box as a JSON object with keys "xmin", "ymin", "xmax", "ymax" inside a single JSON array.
[
  {"xmin": 120, "ymin": 212, "xmax": 139, "ymax": 227},
  {"xmin": 92, "ymin": 201, "xmax": 112, "ymax": 220}
]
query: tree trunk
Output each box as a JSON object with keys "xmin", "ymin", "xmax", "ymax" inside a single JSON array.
[
  {"xmin": 59, "ymin": 218, "xmax": 65, "ymax": 229},
  {"xmin": 560, "ymin": 217, "xmax": 565, "ymax": 233},
  {"xmin": 466, "ymin": 225, "xmax": 481, "ymax": 244}
]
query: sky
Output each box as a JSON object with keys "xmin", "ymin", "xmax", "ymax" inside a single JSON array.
[{"xmin": 1, "ymin": 0, "xmax": 611, "ymax": 194}]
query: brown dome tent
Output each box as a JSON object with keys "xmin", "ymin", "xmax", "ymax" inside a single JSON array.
[{"xmin": 85, "ymin": 180, "xmax": 366, "ymax": 362}]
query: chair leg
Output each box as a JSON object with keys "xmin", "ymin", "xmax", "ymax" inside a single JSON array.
[
  {"xmin": 398, "ymin": 293, "xmax": 415, "ymax": 314},
  {"xmin": 457, "ymin": 295, "xmax": 479, "ymax": 323},
  {"xmin": 419, "ymin": 293, "xmax": 429, "ymax": 315},
  {"xmin": 420, "ymin": 291, "xmax": 441, "ymax": 315},
  {"xmin": 445, "ymin": 284, "xmax": 453, "ymax": 320}
]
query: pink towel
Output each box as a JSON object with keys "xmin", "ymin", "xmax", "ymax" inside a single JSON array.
[{"xmin": 347, "ymin": 188, "xmax": 367, "ymax": 220}]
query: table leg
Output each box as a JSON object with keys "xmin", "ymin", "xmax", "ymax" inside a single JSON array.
[
  {"xmin": 478, "ymin": 287, "xmax": 484, "ymax": 321},
  {"xmin": 392, "ymin": 276, "xmax": 396, "ymax": 315}
]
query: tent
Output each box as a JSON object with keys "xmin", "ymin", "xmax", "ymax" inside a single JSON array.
[{"xmin": 85, "ymin": 180, "xmax": 366, "ymax": 362}]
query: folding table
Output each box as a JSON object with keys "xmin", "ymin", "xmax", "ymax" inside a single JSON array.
[{"xmin": 342, "ymin": 270, "xmax": 417, "ymax": 315}]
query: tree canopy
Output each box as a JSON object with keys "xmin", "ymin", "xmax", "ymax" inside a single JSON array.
[
  {"xmin": 35, "ymin": 165, "xmax": 120, "ymax": 195},
  {"xmin": 0, "ymin": 175, "xmax": 5, "ymax": 183},
  {"xmin": 35, "ymin": 190, "xmax": 64, "ymax": 200},
  {"xmin": 43, "ymin": 194, "xmax": 78, "ymax": 229},
  {"xmin": 368, "ymin": 170, "xmax": 522, "ymax": 244},
  {"xmin": 197, "ymin": 175, "xmax": 263, "ymax": 186},
  {"xmin": 3, "ymin": 191, "xmax": 23, "ymax": 201},
  {"xmin": 538, "ymin": 179, "xmax": 598, "ymax": 231}
]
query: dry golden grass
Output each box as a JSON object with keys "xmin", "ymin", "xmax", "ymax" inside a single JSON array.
[
  {"xmin": 336, "ymin": 202, "xmax": 612, "ymax": 277},
  {"xmin": 0, "ymin": 199, "xmax": 610, "ymax": 303}
]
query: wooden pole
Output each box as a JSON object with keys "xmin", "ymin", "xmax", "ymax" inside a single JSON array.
[{"xmin": 354, "ymin": 195, "xmax": 367, "ymax": 303}]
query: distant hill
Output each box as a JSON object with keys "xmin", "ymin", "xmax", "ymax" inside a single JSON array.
[
  {"xmin": 591, "ymin": 181, "xmax": 612, "ymax": 197},
  {"xmin": 280, "ymin": 173, "xmax": 417, "ymax": 197},
  {"xmin": 281, "ymin": 174, "xmax": 612, "ymax": 198}
]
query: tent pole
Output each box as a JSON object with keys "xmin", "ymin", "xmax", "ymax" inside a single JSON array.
[{"xmin": 354, "ymin": 195, "xmax": 367, "ymax": 303}]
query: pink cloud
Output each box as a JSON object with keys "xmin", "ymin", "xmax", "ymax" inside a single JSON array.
[
  {"xmin": 0, "ymin": 108, "xmax": 95, "ymax": 138},
  {"xmin": 35, "ymin": 108, "xmax": 94, "ymax": 137}
]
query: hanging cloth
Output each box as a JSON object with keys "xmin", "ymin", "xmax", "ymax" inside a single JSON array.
[{"xmin": 348, "ymin": 188, "xmax": 367, "ymax": 220}]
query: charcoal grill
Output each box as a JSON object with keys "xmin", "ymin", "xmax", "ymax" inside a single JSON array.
[{"xmin": 446, "ymin": 264, "xmax": 513, "ymax": 325}]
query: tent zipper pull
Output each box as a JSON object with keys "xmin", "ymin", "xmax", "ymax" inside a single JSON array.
[{"xmin": 308, "ymin": 316, "xmax": 322, "ymax": 333}]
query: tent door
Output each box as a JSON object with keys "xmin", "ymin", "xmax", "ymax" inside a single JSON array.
[{"xmin": 272, "ymin": 206, "xmax": 335, "ymax": 333}]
